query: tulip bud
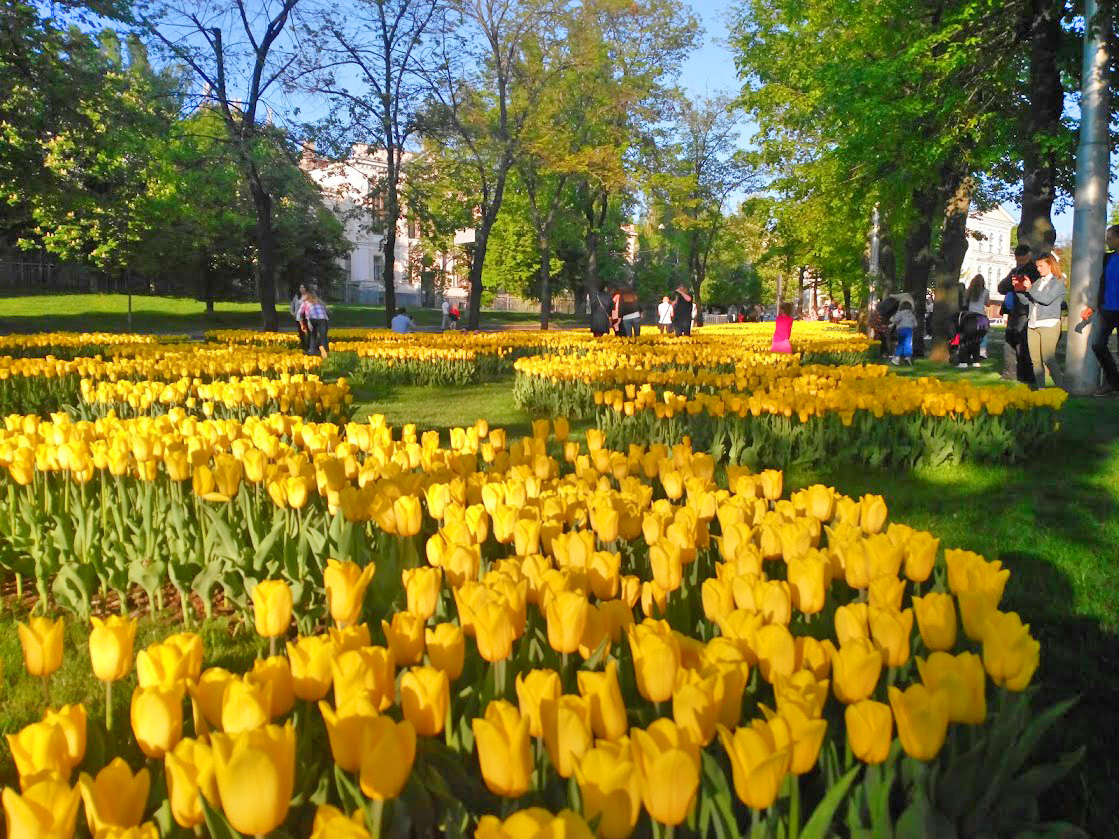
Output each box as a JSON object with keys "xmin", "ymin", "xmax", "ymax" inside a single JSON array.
[
  {"xmin": 249, "ymin": 655, "xmax": 295, "ymax": 718},
  {"xmin": 844, "ymin": 699, "xmax": 893, "ymax": 764},
  {"xmin": 888, "ymin": 684, "xmax": 949, "ymax": 762},
  {"xmin": 131, "ymin": 683, "xmax": 184, "ymax": 759},
  {"xmin": 472, "ymin": 700, "xmax": 533, "ymax": 798},
  {"xmin": 515, "ymin": 669, "xmax": 562, "ymax": 739},
  {"xmin": 627, "ymin": 623, "xmax": 680, "ymax": 703},
  {"xmin": 425, "ymin": 623, "xmax": 465, "ymax": 681},
  {"xmin": 401, "ymin": 666, "xmax": 450, "ymax": 737},
  {"xmin": 211, "ymin": 724, "xmax": 296, "ymax": 835},
  {"xmin": 18, "ymin": 615, "xmax": 64, "ymax": 678},
  {"xmin": 573, "ymin": 745, "xmax": 641, "ymax": 839},
  {"xmin": 165, "ymin": 738, "xmax": 219, "ymax": 829},
  {"xmin": 981, "ymin": 611, "xmax": 1040, "ymax": 692},
  {"xmin": 287, "ymin": 635, "xmax": 335, "ymax": 701},
  {"xmin": 403, "ymin": 566, "xmax": 442, "ymax": 621},
  {"xmin": 89, "ymin": 616, "xmax": 137, "ymax": 683},
  {"xmin": 78, "ymin": 757, "xmax": 149, "ymax": 836},
  {"xmin": 310, "ymin": 805, "xmax": 371, "ymax": 839},
  {"xmin": 912, "ymin": 593, "xmax": 958, "ymax": 652},
  {"xmin": 829, "ymin": 639, "xmax": 883, "ymax": 704},
  {"xmin": 325, "ymin": 559, "xmax": 376, "ymax": 627},
  {"xmin": 332, "ymin": 646, "xmax": 396, "ymax": 711},
  {"xmin": 320, "ymin": 695, "xmax": 380, "ymax": 772},
  {"xmin": 631, "ymin": 720, "xmax": 701, "ymax": 826},
  {"xmin": 1, "ymin": 778, "xmax": 81, "ymax": 839},
  {"xmin": 917, "ymin": 651, "xmax": 987, "ymax": 725},
  {"xmin": 251, "ymin": 580, "xmax": 293, "ymax": 639},
  {"xmin": 382, "ymin": 611, "xmax": 426, "ymax": 666}
]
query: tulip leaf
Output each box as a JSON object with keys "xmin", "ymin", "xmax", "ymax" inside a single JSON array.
[
  {"xmin": 199, "ymin": 793, "xmax": 242, "ymax": 839},
  {"xmin": 253, "ymin": 514, "xmax": 287, "ymax": 570},
  {"xmin": 334, "ymin": 764, "xmax": 366, "ymax": 816},
  {"xmin": 799, "ymin": 764, "xmax": 861, "ymax": 839}
]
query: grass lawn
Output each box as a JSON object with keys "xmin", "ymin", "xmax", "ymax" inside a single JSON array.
[{"xmin": 0, "ymin": 293, "xmax": 579, "ymax": 335}]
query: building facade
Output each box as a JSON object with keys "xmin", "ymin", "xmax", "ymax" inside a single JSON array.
[
  {"xmin": 960, "ymin": 206, "xmax": 1017, "ymax": 300},
  {"xmin": 302, "ymin": 145, "xmax": 423, "ymax": 306}
]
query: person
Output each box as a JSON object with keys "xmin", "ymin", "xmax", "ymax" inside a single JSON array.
[
  {"xmin": 590, "ymin": 288, "xmax": 614, "ymax": 337},
  {"xmin": 727, "ymin": 304, "xmax": 737, "ymax": 323},
  {"xmin": 612, "ymin": 287, "xmax": 642, "ymax": 337},
  {"xmin": 441, "ymin": 298, "xmax": 452, "ymax": 330},
  {"xmin": 890, "ymin": 301, "xmax": 917, "ymax": 365},
  {"xmin": 956, "ymin": 275, "xmax": 990, "ymax": 368},
  {"xmin": 998, "ymin": 245, "xmax": 1039, "ymax": 384},
  {"xmin": 290, "ymin": 284, "xmax": 309, "ymax": 352},
  {"xmin": 1022, "ymin": 253, "xmax": 1066, "ymax": 389},
  {"xmin": 771, "ymin": 302, "xmax": 794, "ymax": 353},
  {"xmin": 967, "ymin": 273, "xmax": 992, "ymax": 358},
  {"xmin": 872, "ymin": 296, "xmax": 900, "ymax": 358},
  {"xmin": 657, "ymin": 296, "xmax": 673, "ymax": 333},
  {"xmin": 391, "ymin": 307, "xmax": 416, "ymax": 334},
  {"xmin": 671, "ymin": 286, "xmax": 693, "ymax": 336},
  {"xmin": 299, "ymin": 289, "xmax": 329, "ymax": 359},
  {"xmin": 1080, "ymin": 224, "xmax": 1119, "ymax": 395}
]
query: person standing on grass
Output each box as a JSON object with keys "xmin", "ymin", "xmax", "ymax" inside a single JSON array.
[
  {"xmin": 657, "ymin": 296, "xmax": 673, "ymax": 333},
  {"xmin": 770, "ymin": 302, "xmax": 794, "ymax": 353},
  {"xmin": 300, "ymin": 288, "xmax": 329, "ymax": 359},
  {"xmin": 889, "ymin": 300, "xmax": 917, "ymax": 365},
  {"xmin": 1022, "ymin": 253, "xmax": 1066, "ymax": 389},
  {"xmin": 957, "ymin": 275, "xmax": 990, "ymax": 368},
  {"xmin": 671, "ymin": 286, "xmax": 693, "ymax": 336},
  {"xmin": 998, "ymin": 245, "xmax": 1039, "ymax": 384},
  {"xmin": 291, "ymin": 284, "xmax": 308, "ymax": 352},
  {"xmin": 441, "ymin": 298, "xmax": 452, "ymax": 331},
  {"xmin": 1079, "ymin": 224, "xmax": 1119, "ymax": 395},
  {"xmin": 612, "ymin": 287, "xmax": 642, "ymax": 337}
]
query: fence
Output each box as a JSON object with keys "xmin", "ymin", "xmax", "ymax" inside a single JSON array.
[
  {"xmin": 488, "ymin": 292, "xmax": 576, "ymax": 314},
  {"xmin": 0, "ymin": 258, "xmax": 108, "ymax": 294}
]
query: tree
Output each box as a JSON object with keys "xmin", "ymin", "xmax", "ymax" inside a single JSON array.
[
  {"xmin": 142, "ymin": 0, "xmax": 307, "ymax": 329},
  {"xmin": 309, "ymin": 0, "xmax": 440, "ymax": 327}
]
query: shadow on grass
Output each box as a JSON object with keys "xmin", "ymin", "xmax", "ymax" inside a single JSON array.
[{"xmin": 787, "ymin": 395, "xmax": 1119, "ymax": 833}]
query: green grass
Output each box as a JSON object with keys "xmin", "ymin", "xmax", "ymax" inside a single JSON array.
[
  {"xmin": 0, "ymin": 293, "xmax": 579, "ymax": 335},
  {"xmin": 351, "ymin": 381, "xmax": 538, "ymax": 440}
]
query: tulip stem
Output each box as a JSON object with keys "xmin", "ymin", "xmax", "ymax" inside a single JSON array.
[
  {"xmin": 368, "ymin": 798, "xmax": 384, "ymax": 839},
  {"xmin": 789, "ymin": 775, "xmax": 800, "ymax": 839},
  {"xmin": 105, "ymin": 681, "xmax": 113, "ymax": 732},
  {"xmin": 269, "ymin": 635, "xmax": 277, "ymax": 658},
  {"xmin": 41, "ymin": 674, "xmax": 50, "ymax": 706}
]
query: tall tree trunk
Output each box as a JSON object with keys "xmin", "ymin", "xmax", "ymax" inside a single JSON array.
[
  {"xmin": 382, "ymin": 153, "xmax": 399, "ymax": 328},
  {"xmin": 1018, "ymin": 0, "xmax": 1064, "ymax": 254},
  {"xmin": 466, "ymin": 235, "xmax": 487, "ymax": 330},
  {"xmin": 904, "ymin": 188, "xmax": 938, "ymax": 356},
  {"xmin": 842, "ymin": 283, "xmax": 852, "ymax": 314},
  {"xmin": 202, "ymin": 256, "xmax": 214, "ymax": 315},
  {"xmin": 539, "ymin": 234, "xmax": 552, "ymax": 330},
  {"xmin": 880, "ymin": 225, "xmax": 898, "ymax": 292},
  {"xmin": 797, "ymin": 265, "xmax": 806, "ymax": 315},
  {"xmin": 930, "ymin": 174, "xmax": 974, "ymax": 361},
  {"xmin": 582, "ymin": 187, "xmax": 609, "ymax": 296},
  {"xmin": 251, "ymin": 186, "xmax": 278, "ymax": 330}
]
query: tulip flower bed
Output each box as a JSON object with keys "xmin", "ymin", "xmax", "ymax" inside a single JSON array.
[{"xmin": 1, "ymin": 413, "xmax": 1081, "ymax": 838}]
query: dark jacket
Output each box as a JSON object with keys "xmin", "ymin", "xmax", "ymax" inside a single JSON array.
[
  {"xmin": 671, "ymin": 291, "xmax": 693, "ymax": 326},
  {"xmin": 1099, "ymin": 251, "xmax": 1116, "ymax": 310},
  {"xmin": 998, "ymin": 262, "xmax": 1040, "ymax": 329},
  {"xmin": 590, "ymin": 291, "xmax": 613, "ymax": 335}
]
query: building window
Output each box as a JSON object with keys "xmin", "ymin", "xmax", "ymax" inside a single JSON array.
[{"xmin": 371, "ymin": 253, "xmax": 385, "ymax": 283}]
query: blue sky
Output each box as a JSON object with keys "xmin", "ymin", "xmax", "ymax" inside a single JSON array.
[{"xmin": 675, "ymin": 0, "xmax": 1083, "ymax": 236}]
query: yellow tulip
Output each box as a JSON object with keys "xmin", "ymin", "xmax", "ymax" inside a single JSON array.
[
  {"xmin": 540, "ymin": 694, "xmax": 593, "ymax": 778},
  {"xmin": 903, "ymin": 532, "xmax": 940, "ymax": 582},
  {"xmin": 325, "ymin": 559, "xmax": 376, "ymax": 627},
  {"xmin": 401, "ymin": 666, "xmax": 450, "ymax": 736},
  {"xmin": 672, "ymin": 670, "xmax": 720, "ymax": 746},
  {"xmin": 36, "ymin": 705, "xmax": 85, "ymax": 773},
  {"xmin": 917, "ymin": 652, "xmax": 987, "ymax": 725},
  {"xmin": 513, "ymin": 517, "xmax": 542, "ymax": 557},
  {"xmin": 860, "ymin": 494, "xmax": 888, "ymax": 534},
  {"xmin": 18, "ymin": 615, "xmax": 64, "ymax": 678},
  {"xmin": 573, "ymin": 744, "xmax": 641, "ymax": 839},
  {"xmin": 329, "ymin": 623, "xmax": 372, "ymax": 655},
  {"xmin": 221, "ymin": 675, "xmax": 273, "ymax": 733},
  {"xmin": 717, "ymin": 721, "xmax": 789, "ymax": 810},
  {"xmin": 6, "ymin": 719, "xmax": 73, "ymax": 782},
  {"xmin": 888, "ymin": 684, "xmax": 949, "ymax": 762},
  {"xmin": 164, "ymin": 738, "xmax": 219, "ymax": 829},
  {"xmin": 627, "ymin": 623, "xmax": 680, "ymax": 703},
  {"xmin": 319, "ymin": 695, "xmax": 380, "ymax": 772},
  {"xmin": 77, "ymin": 758, "xmax": 149, "ymax": 836},
  {"xmin": 648, "ymin": 542, "xmax": 683, "ymax": 592},
  {"xmin": 515, "ymin": 668, "xmax": 562, "ymax": 739},
  {"xmin": 546, "ymin": 589, "xmax": 589, "ymax": 655},
  {"xmin": 472, "ymin": 700, "xmax": 533, "ymax": 798},
  {"xmin": 163, "ymin": 632, "xmax": 203, "ymax": 683},
  {"xmin": 868, "ymin": 607, "xmax": 914, "ymax": 667},
  {"xmin": 805, "ymin": 484, "xmax": 835, "ymax": 521},
  {"xmin": 130, "ymin": 683, "xmax": 184, "ymax": 759},
  {"xmin": 425, "ymin": 622, "xmax": 465, "ymax": 681},
  {"xmin": 95, "ymin": 822, "xmax": 162, "ymax": 838},
  {"xmin": 382, "ymin": 611, "xmax": 426, "ymax": 666},
  {"xmin": 794, "ymin": 636, "xmax": 832, "ymax": 680},
  {"xmin": 912, "ymin": 592, "xmax": 958, "ymax": 652},
  {"xmin": 403, "ymin": 566, "xmax": 443, "ymax": 621},
  {"xmin": 981, "ymin": 611, "xmax": 1040, "ymax": 691},
  {"xmin": 868, "ymin": 575, "xmax": 906, "ymax": 611},
  {"xmin": 310, "ymin": 805, "xmax": 371, "ymax": 839},
  {"xmin": 787, "ymin": 555, "xmax": 827, "ymax": 614},
  {"xmin": 136, "ymin": 642, "xmax": 191, "ymax": 690},
  {"xmin": 213, "ymin": 454, "xmax": 243, "ymax": 497},
  {"xmin": 287, "ymin": 635, "xmax": 335, "ymax": 701},
  {"xmin": 249, "ymin": 655, "xmax": 295, "ymax": 718},
  {"xmin": 958, "ymin": 587, "xmax": 1002, "ymax": 643},
  {"xmin": 187, "ymin": 667, "xmax": 234, "ymax": 733},
  {"xmin": 444, "ymin": 543, "xmax": 481, "ymax": 586},
  {"xmin": 332, "ymin": 646, "xmax": 396, "ymax": 711},
  {"xmin": 393, "ymin": 495, "xmax": 423, "ymax": 537},
  {"xmin": 211, "ymin": 723, "xmax": 296, "ymax": 836},
  {"xmin": 1, "ymin": 777, "xmax": 81, "ymax": 839},
  {"xmin": 763, "ymin": 704, "xmax": 826, "ymax": 775},
  {"xmin": 834, "ymin": 602, "xmax": 870, "ymax": 647},
  {"xmin": 576, "ymin": 660, "xmax": 628, "ymax": 741},
  {"xmin": 754, "ymin": 623, "xmax": 796, "ymax": 684},
  {"xmin": 89, "ymin": 616, "xmax": 137, "ymax": 682},
  {"xmin": 251, "ymin": 579, "xmax": 293, "ymax": 639},
  {"xmin": 630, "ymin": 719, "xmax": 701, "ymax": 826},
  {"xmin": 844, "ymin": 699, "xmax": 893, "ymax": 764},
  {"xmin": 829, "ymin": 639, "xmax": 883, "ymax": 704},
  {"xmin": 474, "ymin": 598, "xmax": 516, "ymax": 663},
  {"xmin": 774, "ymin": 671, "xmax": 829, "ymax": 719}
]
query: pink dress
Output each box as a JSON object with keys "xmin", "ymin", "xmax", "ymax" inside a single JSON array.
[{"xmin": 771, "ymin": 314, "xmax": 793, "ymax": 353}]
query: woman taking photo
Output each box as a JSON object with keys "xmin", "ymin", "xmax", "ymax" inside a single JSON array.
[{"xmin": 1020, "ymin": 253, "xmax": 1066, "ymax": 389}]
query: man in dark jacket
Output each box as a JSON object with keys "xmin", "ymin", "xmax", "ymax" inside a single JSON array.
[
  {"xmin": 997, "ymin": 245, "xmax": 1039, "ymax": 384},
  {"xmin": 671, "ymin": 286, "xmax": 694, "ymax": 336},
  {"xmin": 1079, "ymin": 224, "xmax": 1119, "ymax": 395}
]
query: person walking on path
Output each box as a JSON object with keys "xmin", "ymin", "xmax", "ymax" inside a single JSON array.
[
  {"xmin": 889, "ymin": 301, "xmax": 917, "ymax": 365},
  {"xmin": 998, "ymin": 245, "xmax": 1039, "ymax": 384},
  {"xmin": 657, "ymin": 296, "xmax": 673, "ymax": 333},
  {"xmin": 612, "ymin": 287, "xmax": 642, "ymax": 337},
  {"xmin": 957, "ymin": 275, "xmax": 990, "ymax": 368},
  {"xmin": 299, "ymin": 288, "xmax": 330, "ymax": 359},
  {"xmin": 291, "ymin": 284, "xmax": 308, "ymax": 353},
  {"xmin": 671, "ymin": 286, "xmax": 694, "ymax": 336},
  {"xmin": 770, "ymin": 302, "xmax": 794, "ymax": 353},
  {"xmin": 441, "ymin": 298, "xmax": 453, "ymax": 331},
  {"xmin": 1022, "ymin": 253, "xmax": 1066, "ymax": 389},
  {"xmin": 1079, "ymin": 224, "xmax": 1119, "ymax": 395},
  {"xmin": 391, "ymin": 307, "xmax": 416, "ymax": 334}
]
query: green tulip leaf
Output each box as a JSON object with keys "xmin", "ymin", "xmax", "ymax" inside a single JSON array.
[
  {"xmin": 199, "ymin": 793, "xmax": 242, "ymax": 839},
  {"xmin": 799, "ymin": 764, "xmax": 861, "ymax": 839}
]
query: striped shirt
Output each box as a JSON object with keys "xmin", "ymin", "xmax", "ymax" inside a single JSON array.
[{"xmin": 301, "ymin": 301, "xmax": 328, "ymax": 320}]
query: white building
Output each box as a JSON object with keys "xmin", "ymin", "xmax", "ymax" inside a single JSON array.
[
  {"xmin": 302, "ymin": 144, "xmax": 423, "ymax": 306},
  {"xmin": 960, "ymin": 206, "xmax": 1017, "ymax": 300}
]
